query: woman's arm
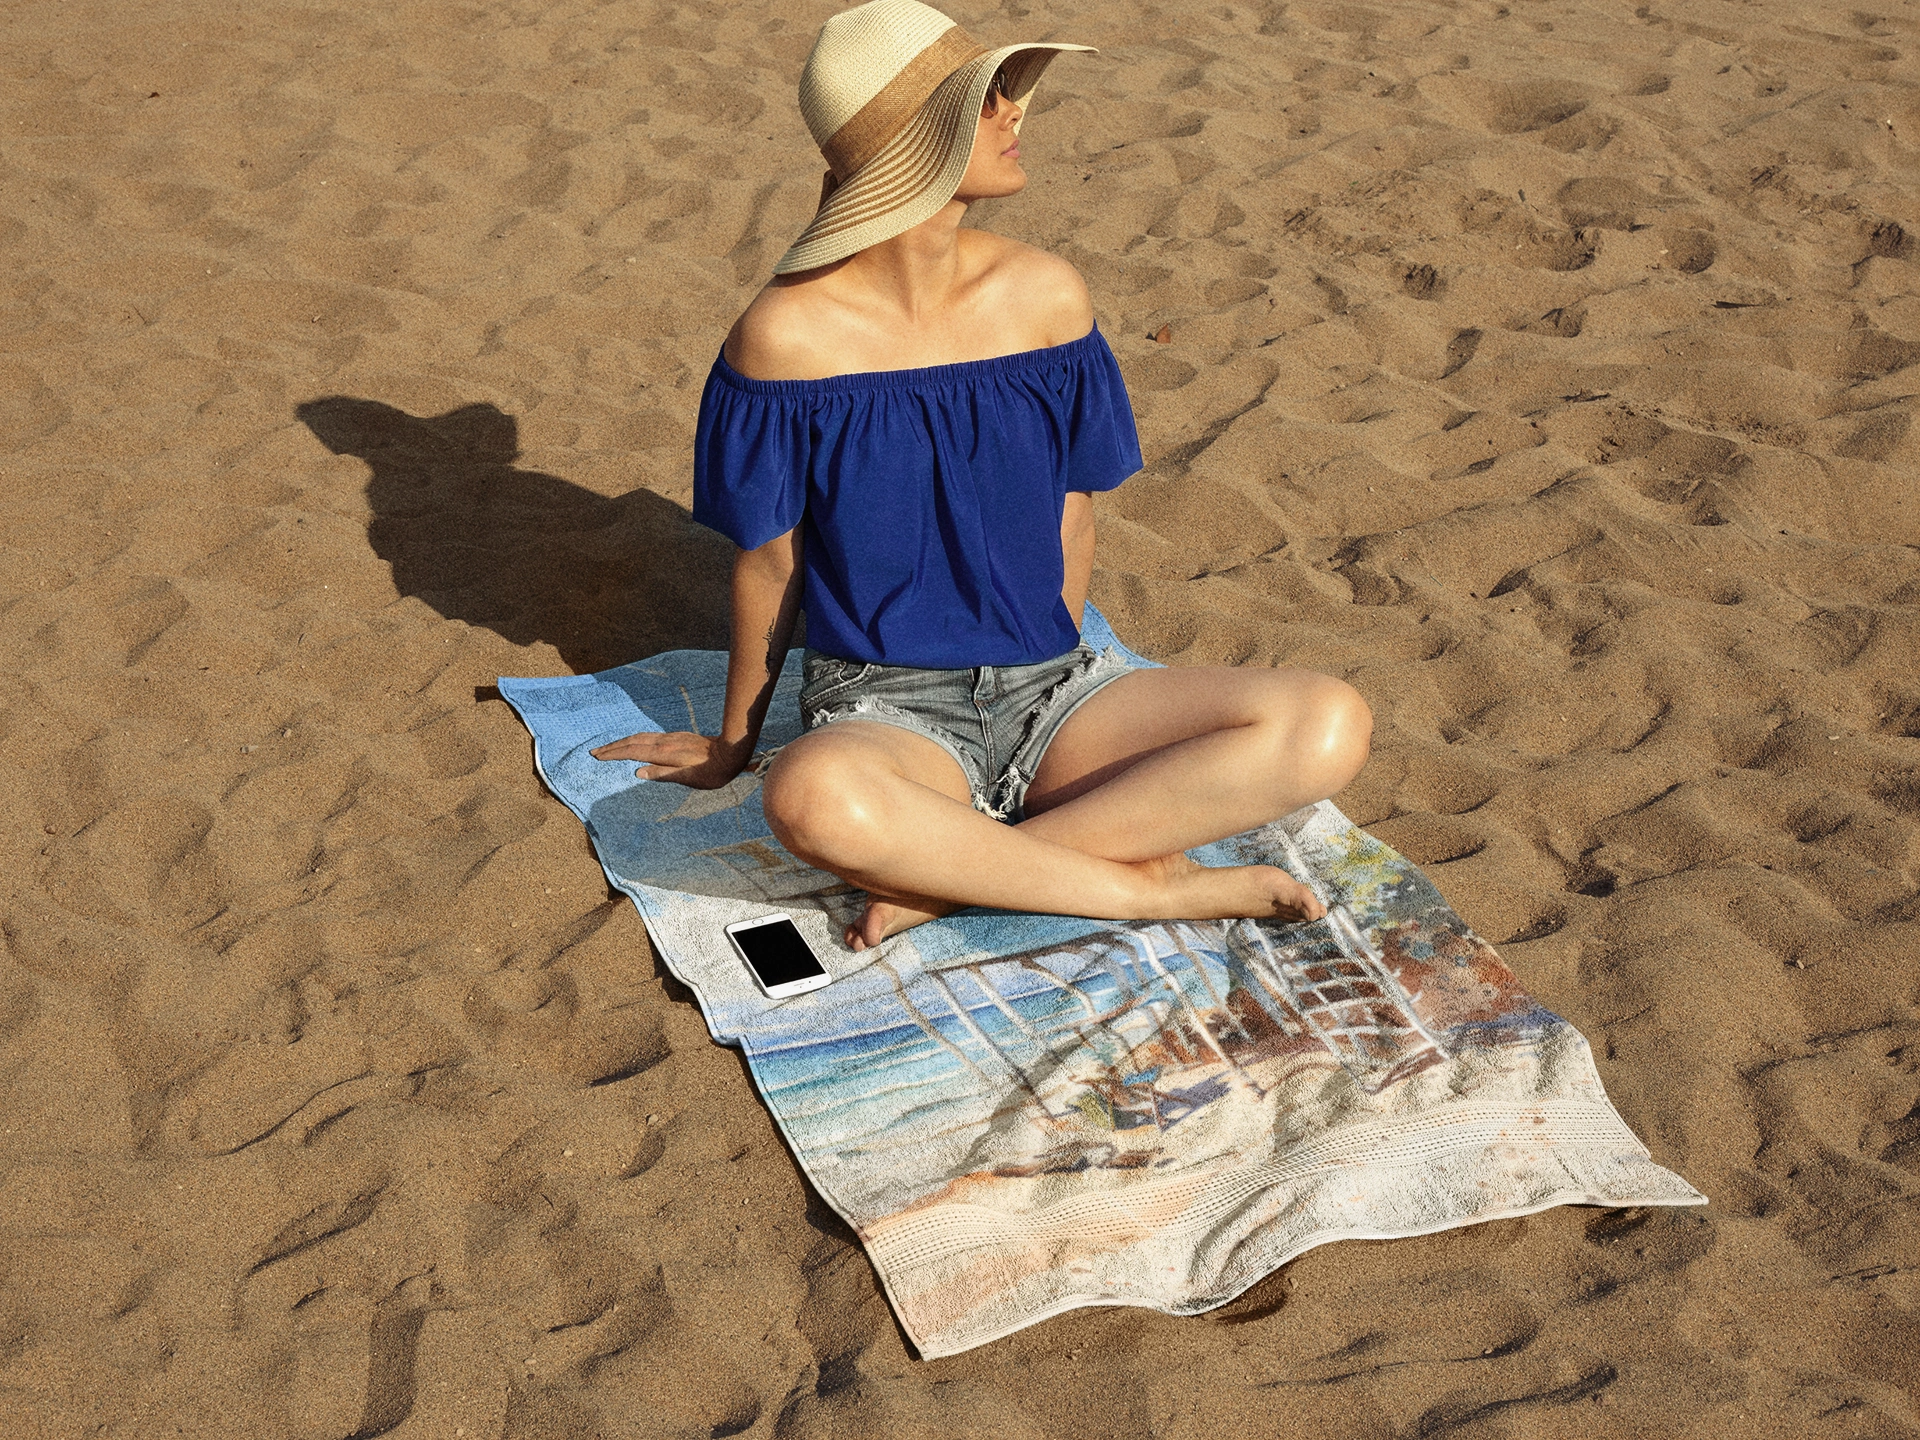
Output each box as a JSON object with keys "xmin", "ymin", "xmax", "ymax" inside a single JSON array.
[
  {"xmin": 589, "ymin": 528, "xmax": 805, "ymax": 787},
  {"xmin": 1060, "ymin": 491, "xmax": 1095, "ymax": 629},
  {"xmin": 721, "ymin": 527, "xmax": 807, "ymax": 761}
]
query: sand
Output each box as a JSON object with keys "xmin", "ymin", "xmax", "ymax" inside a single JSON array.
[{"xmin": 1, "ymin": 0, "xmax": 1916, "ymax": 1434}]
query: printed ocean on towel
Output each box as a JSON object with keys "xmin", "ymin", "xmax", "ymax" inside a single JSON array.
[{"xmin": 500, "ymin": 610, "xmax": 1702, "ymax": 1359}]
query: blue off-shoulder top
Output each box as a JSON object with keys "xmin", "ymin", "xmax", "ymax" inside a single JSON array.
[{"xmin": 692, "ymin": 325, "xmax": 1142, "ymax": 669}]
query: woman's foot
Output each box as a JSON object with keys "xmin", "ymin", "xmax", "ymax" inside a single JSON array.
[
  {"xmin": 843, "ymin": 855, "xmax": 1324, "ymax": 951},
  {"xmin": 1145, "ymin": 853, "xmax": 1326, "ymax": 924},
  {"xmin": 847, "ymin": 889, "xmax": 959, "ymax": 951}
]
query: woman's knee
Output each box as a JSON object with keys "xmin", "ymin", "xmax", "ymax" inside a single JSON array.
[
  {"xmin": 1303, "ymin": 676, "xmax": 1372, "ymax": 784},
  {"xmin": 762, "ymin": 742, "xmax": 890, "ymax": 868},
  {"xmin": 1254, "ymin": 672, "xmax": 1371, "ymax": 793}
]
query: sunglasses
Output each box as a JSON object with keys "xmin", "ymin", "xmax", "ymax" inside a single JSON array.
[{"xmin": 981, "ymin": 63, "xmax": 1013, "ymax": 118}]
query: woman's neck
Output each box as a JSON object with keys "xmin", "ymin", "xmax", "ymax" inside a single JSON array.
[{"xmin": 834, "ymin": 199, "xmax": 972, "ymax": 324}]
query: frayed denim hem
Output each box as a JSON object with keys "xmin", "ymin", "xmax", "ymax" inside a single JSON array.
[
  {"xmin": 795, "ymin": 642, "xmax": 1131, "ymax": 825},
  {"xmin": 804, "ymin": 697, "xmax": 1001, "ymax": 817},
  {"xmin": 988, "ymin": 644, "xmax": 1130, "ymax": 822}
]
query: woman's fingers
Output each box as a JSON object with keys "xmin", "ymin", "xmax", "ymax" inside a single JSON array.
[
  {"xmin": 588, "ymin": 732, "xmax": 745, "ymax": 790},
  {"xmin": 590, "ymin": 730, "xmax": 705, "ymax": 763}
]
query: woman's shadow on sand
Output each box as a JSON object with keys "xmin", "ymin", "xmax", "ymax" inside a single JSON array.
[{"xmin": 296, "ymin": 397, "xmax": 733, "ymax": 673}]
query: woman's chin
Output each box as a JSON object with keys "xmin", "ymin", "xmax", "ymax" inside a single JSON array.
[{"xmin": 958, "ymin": 170, "xmax": 1029, "ymax": 203}]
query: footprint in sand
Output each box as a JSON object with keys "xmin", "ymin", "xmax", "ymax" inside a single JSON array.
[
  {"xmin": 1865, "ymin": 219, "xmax": 1911, "ymax": 259},
  {"xmin": 1558, "ymin": 176, "xmax": 1657, "ymax": 230},
  {"xmin": 1423, "ymin": 75, "xmax": 1593, "ymax": 134},
  {"xmin": 1834, "ymin": 407, "xmax": 1912, "ymax": 462},
  {"xmin": 1370, "ymin": 813, "xmax": 1489, "ymax": 868},
  {"xmin": 1618, "ymin": 429, "xmax": 1744, "ymax": 504},
  {"xmin": 1657, "ymin": 228, "xmax": 1717, "ymax": 274},
  {"xmin": 1124, "ymin": 351, "xmax": 1198, "ymax": 392}
]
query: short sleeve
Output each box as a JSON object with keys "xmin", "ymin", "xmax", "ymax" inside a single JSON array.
[
  {"xmin": 1061, "ymin": 330, "xmax": 1144, "ymax": 494},
  {"xmin": 692, "ymin": 359, "xmax": 811, "ymax": 551}
]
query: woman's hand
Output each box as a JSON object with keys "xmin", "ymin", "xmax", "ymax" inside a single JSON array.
[{"xmin": 589, "ymin": 731, "xmax": 751, "ymax": 789}]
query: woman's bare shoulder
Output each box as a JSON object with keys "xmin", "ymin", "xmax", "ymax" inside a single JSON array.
[
  {"xmin": 967, "ymin": 233, "xmax": 1094, "ymax": 346},
  {"xmin": 723, "ymin": 281, "xmax": 844, "ymax": 380},
  {"xmin": 723, "ymin": 238, "xmax": 1095, "ymax": 379}
]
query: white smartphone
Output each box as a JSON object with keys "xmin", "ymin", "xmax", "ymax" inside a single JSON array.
[{"xmin": 725, "ymin": 913, "xmax": 832, "ymax": 999}]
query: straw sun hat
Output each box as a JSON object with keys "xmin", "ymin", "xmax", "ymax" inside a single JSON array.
[{"xmin": 774, "ymin": 0, "xmax": 1094, "ymax": 275}]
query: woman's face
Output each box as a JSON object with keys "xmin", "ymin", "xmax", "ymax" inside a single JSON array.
[{"xmin": 954, "ymin": 86, "xmax": 1028, "ymax": 202}]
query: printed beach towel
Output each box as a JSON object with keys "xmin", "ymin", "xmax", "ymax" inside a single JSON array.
[{"xmin": 500, "ymin": 610, "xmax": 1703, "ymax": 1358}]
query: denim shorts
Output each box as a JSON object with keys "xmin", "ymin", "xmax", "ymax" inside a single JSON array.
[{"xmin": 797, "ymin": 643, "xmax": 1130, "ymax": 822}]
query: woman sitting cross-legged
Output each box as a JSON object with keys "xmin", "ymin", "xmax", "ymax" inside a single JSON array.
[{"xmin": 591, "ymin": 0, "xmax": 1373, "ymax": 952}]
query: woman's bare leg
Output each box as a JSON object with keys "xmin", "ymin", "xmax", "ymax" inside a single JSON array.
[
  {"xmin": 1020, "ymin": 665, "xmax": 1372, "ymax": 853},
  {"xmin": 764, "ymin": 666, "xmax": 1372, "ymax": 949},
  {"xmin": 762, "ymin": 720, "xmax": 1322, "ymax": 950}
]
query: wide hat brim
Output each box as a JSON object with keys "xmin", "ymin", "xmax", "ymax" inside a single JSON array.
[{"xmin": 773, "ymin": 42, "xmax": 1092, "ymax": 276}]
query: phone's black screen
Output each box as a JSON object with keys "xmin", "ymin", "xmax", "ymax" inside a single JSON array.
[{"xmin": 733, "ymin": 919, "xmax": 827, "ymax": 987}]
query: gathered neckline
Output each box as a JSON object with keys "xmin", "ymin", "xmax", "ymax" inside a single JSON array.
[{"xmin": 709, "ymin": 324, "xmax": 1105, "ymax": 397}]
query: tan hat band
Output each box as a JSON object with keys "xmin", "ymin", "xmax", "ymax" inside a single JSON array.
[{"xmin": 820, "ymin": 26, "xmax": 988, "ymax": 180}]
